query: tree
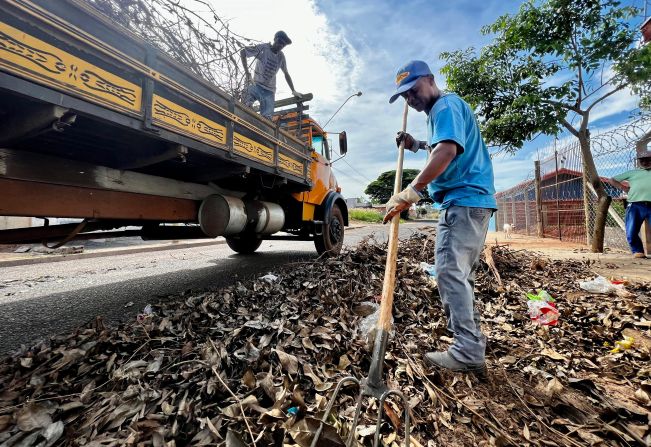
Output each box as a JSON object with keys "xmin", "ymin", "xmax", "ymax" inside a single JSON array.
[
  {"xmin": 440, "ymin": 0, "xmax": 651, "ymax": 252},
  {"xmin": 365, "ymin": 169, "xmax": 431, "ymax": 219}
]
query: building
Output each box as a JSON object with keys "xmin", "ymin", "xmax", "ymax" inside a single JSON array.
[
  {"xmin": 345, "ymin": 197, "xmax": 372, "ymax": 209},
  {"xmin": 642, "ymin": 16, "xmax": 651, "ymax": 45}
]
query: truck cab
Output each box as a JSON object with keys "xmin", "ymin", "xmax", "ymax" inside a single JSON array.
[{"xmin": 272, "ymin": 103, "xmax": 348, "ymax": 255}]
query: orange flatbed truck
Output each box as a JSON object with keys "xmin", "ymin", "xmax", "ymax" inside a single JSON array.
[{"xmin": 0, "ymin": 0, "xmax": 349, "ymax": 255}]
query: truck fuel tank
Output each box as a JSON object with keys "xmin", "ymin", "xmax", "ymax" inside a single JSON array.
[{"xmin": 198, "ymin": 195, "xmax": 284, "ymax": 238}]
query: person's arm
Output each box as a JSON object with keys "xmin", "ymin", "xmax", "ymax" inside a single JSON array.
[
  {"xmin": 395, "ymin": 132, "xmax": 428, "ymax": 153},
  {"xmin": 280, "ymin": 57, "xmax": 301, "ymax": 97},
  {"xmin": 240, "ymin": 49, "xmax": 251, "ymax": 83},
  {"xmin": 611, "ymin": 172, "xmax": 632, "ymax": 193},
  {"xmin": 610, "ymin": 179, "xmax": 630, "ymax": 193},
  {"xmin": 410, "ymin": 141, "xmax": 460, "ymax": 191},
  {"xmin": 382, "ymin": 141, "xmax": 459, "ymax": 223}
]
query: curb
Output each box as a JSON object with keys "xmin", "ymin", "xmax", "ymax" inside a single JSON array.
[
  {"xmin": 0, "ymin": 239, "xmax": 226, "ymax": 268},
  {"xmin": 0, "ymin": 224, "xmax": 372, "ymax": 268}
]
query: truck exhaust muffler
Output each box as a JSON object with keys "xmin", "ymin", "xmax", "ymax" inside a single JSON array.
[{"xmin": 198, "ymin": 194, "xmax": 284, "ymax": 238}]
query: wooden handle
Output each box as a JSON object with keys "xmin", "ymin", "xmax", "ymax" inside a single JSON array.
[{"xmin": 377, "ymin": 101, "xmax": 409, "ymax": 331}]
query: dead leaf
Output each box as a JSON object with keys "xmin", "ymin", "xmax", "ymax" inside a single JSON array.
[
  {"xmin": 273, "ymin": 348, "xmax": 299, "ymax": 375},
  {"xmin": 16, "ymin": 403, "xmax": 54, "ymax": 431},
  {"xmin": 541, "ymin": 348, "xmax": 568, "ymax": 361},
  {"xmin": 634, "ymin": 389, "xmax": 650, "ymax": 406},
  {"xmin": 545, "ymin": 378, "xmax": 564, "ymax": 399},
  {"xmin": 302, "ymin": 337, "xmax": 316, "ymax": 351},
  {"xmin": 302, "ymin": 363, "xmax": 333, "ymax": 392},
  {"xmin": 288, "ymin": 417, "xmax": 345, "ymax": 447},
  {"xmin": 337, "ymin": 354, "xmax": 351, "ymax": 370},
  {"xmin": 0, "ymin": 415, "xmax": 12, "ymax": 431},
  {"xmin": 226, "ymin": 429, "xmax": 247, "ymax": 447},
  {"xmin": 242, "ymin": 369, "xmax": 256, "ymax": 389},
  {"xmin": 577, "ymin": 429, "xmax": 604, "ymax": 445}
]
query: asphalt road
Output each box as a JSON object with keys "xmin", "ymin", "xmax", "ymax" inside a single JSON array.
[{"xmin": 0, "ymin": 222, "xmax": 432, "ymax": 355}]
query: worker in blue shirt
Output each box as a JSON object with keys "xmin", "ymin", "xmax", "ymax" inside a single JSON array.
[{"xmin": 384, "ymin": 60, "xmax": 496, "ymax": 377}]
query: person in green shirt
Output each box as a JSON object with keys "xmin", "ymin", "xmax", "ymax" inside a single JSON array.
[{"xmin": 611, "ymin": 150, "xmax": 651, "ymax": 258}]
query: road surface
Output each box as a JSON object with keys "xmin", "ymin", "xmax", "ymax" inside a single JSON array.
[{"xmin": 0, "ymin": 223, "xmax": 432, "ymax": 355}]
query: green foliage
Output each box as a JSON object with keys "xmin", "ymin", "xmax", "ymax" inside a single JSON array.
[
  {"xmin": 364, "ymin": 169, "xmax": 431, "ymax": 204},
  {"xmin": 349, "ymin": 209, "xmax": 384, "ymax": 223},
  {"xmin": 440, "ymin": 0, "xmax": 649, "ymax": 152}
]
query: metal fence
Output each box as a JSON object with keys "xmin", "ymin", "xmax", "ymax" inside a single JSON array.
[{"xmin": 495, "ymin": 115, "xmax": 651, "ymax": 251}]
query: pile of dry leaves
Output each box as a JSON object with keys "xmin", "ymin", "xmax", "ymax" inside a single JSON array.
[{"xmin": 1, "ymin": 228, "xmax": 650, "ymax": 446}]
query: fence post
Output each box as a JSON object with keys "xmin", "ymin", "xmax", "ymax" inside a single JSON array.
[
  {"xmin": 511, "ymin": 194, "xmax": 517, "ymax": 229},
  {"xmin": 503, "ymin": 198, "xmax": 509, "ymax": 227},
  {"xmin": 524, "ymin": 186, "xmax": 531, "ymax": 235},
  {"xmin": 554, "ymin": 150, "xmax": 562, "ymax": 241},
  {"xmin": 643, "ymin": 221, "xmax": 651, "ymax": 255},
  {"xmin": 534, "ymin": 160, "xmax": 544, "ymax": 238},
  {"xmin": 582, "ymin": 170, "xmax": 592, "ymax": 246}
]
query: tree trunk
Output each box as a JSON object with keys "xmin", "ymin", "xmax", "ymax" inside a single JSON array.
[{"xmin": 577, "ymin": 131, "xmax": 611, "ymax": 252}]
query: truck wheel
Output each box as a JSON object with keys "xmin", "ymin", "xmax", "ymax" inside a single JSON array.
[
  {"xmin": 226, "ymin": 236, "xmax": 262, "ymax": 254},
  {"xmin": 315, "ymin": 204, "xmax": 344, "ymax": 256}
]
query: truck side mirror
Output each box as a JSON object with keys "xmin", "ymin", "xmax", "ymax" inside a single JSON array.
[{"xmin": 338, "ymin": 131, "xmax": 347, "ymax": 155}]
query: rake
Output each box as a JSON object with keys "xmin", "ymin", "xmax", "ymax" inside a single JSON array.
[{"xmin": 311, "ymin": 101, "xmax": 411, "ymax": 447}]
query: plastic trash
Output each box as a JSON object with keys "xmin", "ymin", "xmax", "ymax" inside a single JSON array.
[
  {"xmin": 260, "ymin": 273, "xmax": 278, "ymax": 283},
  {"xmin": 287, "ymin": 406, "xmax": 299, "ymax": 416},
  {"xmin": 579, "ymin": 276, "xmax": 632, "ymax": 297},
  {"xmin": 137, "ymin": 304, "xmax": 154, "ymax": 322},
  {"xmin": 609, "ymin": 335, "xmax": 634, "ymax": 354},
  {"xmin": 358, "ymin": 301, "xmax": 393, "ymax": 349},
  {"xmin": 579, "ymin": 276, "xmax": 617, "ymax": 294},
  {"xmin": 526, "ymin": 290, "xmax": 555, "ymax": 303},
  {"xmin": 419, "ymin": 262, "xmax": 437, "ymax": 277},
  {"xmin": 526, "ymin": 290, "xmax": 559, "ymax": 326}
]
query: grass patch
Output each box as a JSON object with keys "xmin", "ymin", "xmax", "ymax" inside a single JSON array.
[{"xmin": 349, "ymin": 208, "xmax": 384, "ymax": 223}]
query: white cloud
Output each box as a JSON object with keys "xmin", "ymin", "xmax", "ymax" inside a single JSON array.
[{"xmin": 588, "ymin": 87, "xmax": 640, "ymax": 122}]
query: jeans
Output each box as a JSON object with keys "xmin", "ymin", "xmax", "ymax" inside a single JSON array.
[
  {"xmin": 435, "ymin": 206, "xmax": 492, "ymax": 365},
  {"xmin": 625, "ymin": 202, "xmax": 651, "ymax": 254},
  {"xmin": 243, "ymin": 83, "xmax": 275, "ymax": 119}
]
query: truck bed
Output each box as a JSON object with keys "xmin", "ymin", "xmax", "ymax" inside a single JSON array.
[{"xmin": 0, "ymin": 0, "xmax": 312, "ymax": 190}]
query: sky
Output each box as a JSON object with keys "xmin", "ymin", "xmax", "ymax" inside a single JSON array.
[{"xmin": 216, "ymin": 0, "xmax": 649, "ymax": 199}]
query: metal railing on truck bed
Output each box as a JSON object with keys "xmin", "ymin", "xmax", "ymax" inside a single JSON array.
[{"xmin": 0, "ymin": 0, "xmax": 312, "ymax": 188}]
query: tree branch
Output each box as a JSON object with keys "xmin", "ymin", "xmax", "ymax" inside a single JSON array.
[
  {"xmin": 570, "ymin": 31, "xmax": 584, "ymax": 108},
  {"xmin": 541, "ymin": 99, "xmax": 582, "ymax": 114},
  {"xmin": 585, "ymin": 83, "xmax": 628, "ymax": 113},
  {"xmin": 561, "ymin": 118, "xmax": 580, "ymax": 138}
]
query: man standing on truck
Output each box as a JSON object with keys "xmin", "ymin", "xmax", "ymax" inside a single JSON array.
[
  {"xmin": 383, "ymin": 60, "xmax": 496, "ymax": 376},
  {"xmin": 240, "ymin": 31, "xmax": 303, "ymax": 119}
]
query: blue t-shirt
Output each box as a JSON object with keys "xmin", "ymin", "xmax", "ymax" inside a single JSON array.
[{"xmin": 425, "ymin": 93, "xmax": 497, "ymax": 210}]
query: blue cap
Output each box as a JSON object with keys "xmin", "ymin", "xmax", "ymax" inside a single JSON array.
[{"xmin": 389, "ymin": 60, "xmax": 433, "ymax": 104}]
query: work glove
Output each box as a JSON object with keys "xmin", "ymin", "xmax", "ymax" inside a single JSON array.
[
  {"xmin": 292, "ymin": 90, "xmax": 304, "ymax": 99},
  {"xmin": 245, "ymin": 72, "xmax": 252, "ymax": 84},
  {"xmin": 396, "ymin": 131, "xmax": 422, "ymax": 153},
  {"xmin": 383, "ymin": 185, "xmax": 421, "ymax": 224}
]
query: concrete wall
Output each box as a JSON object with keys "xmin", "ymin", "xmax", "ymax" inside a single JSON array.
[{"xmin": 0, "ymin": 216, "xmax": 34, "ymax": 230}]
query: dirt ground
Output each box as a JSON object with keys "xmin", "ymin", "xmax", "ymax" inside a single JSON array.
[{"xmin": 485, "ymin": 231, "xmax": 651, "ymax": 282}]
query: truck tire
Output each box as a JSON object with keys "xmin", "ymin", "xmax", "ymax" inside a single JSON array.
[
  {"xmin": 226, "ymin": 236, "xmax": 262, "ymax": 254},
  {"xmin": 315, "ymin": 204, "xmax": 344, "ymax": 256}
]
